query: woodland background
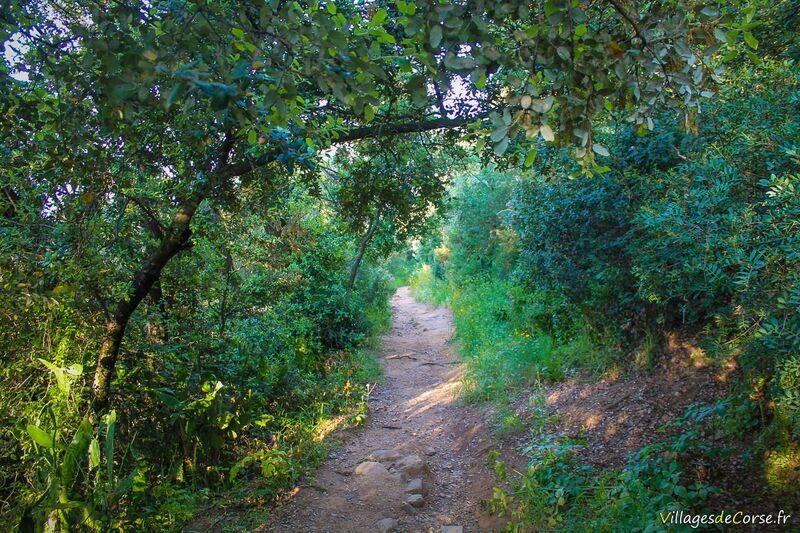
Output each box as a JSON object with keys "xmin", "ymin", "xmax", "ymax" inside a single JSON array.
[{"xmin": 1, "ymin": 0, "xmax": 799, "ymax": 530}]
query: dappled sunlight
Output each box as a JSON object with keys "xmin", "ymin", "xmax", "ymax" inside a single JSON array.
[
  {"xmin": 4, "ymin": 2, "xmax": 797, "ymax": 529},
  {"xmin": 583, "ymin": 413, "xmax": 602, "ymax": 430},
  {"xmin": 402, "ymin": 378, "xmax": 462, "ymax": 418},
  {"xmin": 603, "ymin": 413, "xmax": 629, "ymax": 440},
  {"xmin": 765, "ymin": 444, "xmax": 800, "ymax": 493},
  {"xmin": 315, "ymin": 414, "xmax": 348, "ymax": 443},
  {"xmin": 715, "ymin": 359, "xmax": 739, "ymax": 384},
  {"xmin": 547, "ymin": 389, "xmax": 564, "ymax": 404}
]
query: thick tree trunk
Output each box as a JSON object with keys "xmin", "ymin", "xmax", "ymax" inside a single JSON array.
[
  {"xmin": 91, "ymin": 197, "xmax": 202, "ymax": 415},
  {"xmin": 88, "ymin": 113, "xmax": 482, "ymax": 416},
  {"xmin": 347, "ymin": 217, "xmax": 377, "ymax": 290}
]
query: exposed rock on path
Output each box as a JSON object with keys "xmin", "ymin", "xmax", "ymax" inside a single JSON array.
[{"xmin": 263, "ymin": 287, "xmax": 507, "ymax": 532}]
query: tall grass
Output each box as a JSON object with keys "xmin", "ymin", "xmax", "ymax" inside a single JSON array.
[
  {"xmin": 409, "ymin": 265, "xmax": 618, "ymax": 404},
  {"xmin": 408, "ymin": 264, "xmax": 450, "ymax": 306}
]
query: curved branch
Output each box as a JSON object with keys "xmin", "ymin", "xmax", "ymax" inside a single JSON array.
[
  {"xmin": 605, "ymin": 0, "xmax": 648, "ymax": 45},
  {"xmin": 219, "ymin": 111, "xmax": 490, "ymax": 180}
]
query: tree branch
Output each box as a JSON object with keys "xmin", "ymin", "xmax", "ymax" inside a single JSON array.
[
  {"xmin": 605, "ymin": 0, "xmax": 647, "ymax": 45},
  {"xmin": 219, "ymin": 111, "xmax": 490, "ymax": 180}
]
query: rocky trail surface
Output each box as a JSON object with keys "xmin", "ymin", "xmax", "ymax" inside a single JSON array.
[{"xmin": 263, "ymin": 287, "xmax": 510, "ymax": 532}]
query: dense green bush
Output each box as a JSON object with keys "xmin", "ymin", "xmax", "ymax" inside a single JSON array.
[
  {"xmin": 408, "ymin": 58, "xmax": 800, "ymax": 526},
  {"xmin": 512, "ymin": 169, "xmax": 638, "ymax": 330},
  {"xmin": 409, "ymin": 168, "xmax": 617, "ymax": 402},
  {"xmin": 488, "ymin": 400, "xmax": 732, "ymax": 531},
  {"xmin": 508, "ymin": 62, "xmax": 800, "ymax": 433},
  {"xmin": 0, "ymin": 188, "xmax": 391, "ymax": 530},
  {"xmin": 449, "ymin": 280, "xmax": 609, "ymax": 399}
]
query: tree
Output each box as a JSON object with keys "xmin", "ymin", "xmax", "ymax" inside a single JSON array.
[
  {"xmin": 328, "ymin": 133, "xmax": 460, "ymax": 288},
  {"xmin": 1, "ymin": 0, "xmax": 756, "ymax": 415}
]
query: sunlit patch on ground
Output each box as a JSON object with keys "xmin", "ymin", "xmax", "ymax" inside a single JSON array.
[{"xmin": 765, "ymin": 443, "xmax": 800, "ymax": 493}]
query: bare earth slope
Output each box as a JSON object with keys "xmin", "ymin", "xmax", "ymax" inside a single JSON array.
[{"xmin": 263, "ymin": 287, "xmax": 508, "ymax": 532}]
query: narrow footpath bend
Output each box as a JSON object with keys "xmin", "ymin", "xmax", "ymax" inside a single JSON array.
[{"xmin": 264, "ymin": 287, "xmax": 507, "ymax": 532}]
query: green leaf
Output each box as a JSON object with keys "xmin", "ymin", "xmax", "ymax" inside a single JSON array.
[
  {"xmin": 743, "ymin": 32, "xmax": 758, "ymax": 50},
  {"xmin": 592, "ymin": 143, "xmax": 610, "ymax": 157},
  {"xmin": 247, "ymin": 129, "xmax": 257, "ymax": 144},
  {"xmin": 490, "ymin": 126, "xmax": 508, "ymax": 142},
  {"xmin": 429, "ymin": 25, "xmax": 443, "ymax": 49},
  {"xmin": 493, "ymin": 137, "xmax": 509, "ymax": 156},
  {"xmin": 39, "ymin": 358, "xmax": 68, "ymax": 394},
  {"xmin": 105, "ymin": 410, "xmax": 117, "ymax": 483},
  {"xmin": 326, "ymin": 2, "xmax": 336, "ymax": 15},
  {"xmin": 89, "ymin": 438, "xmax": 101, "ymax": 469},
  {"xmin": 722, "ymin": 49, "xmax": 739, "ymax": 62},
  {"xmin": 27, "ymin": 425, "xmax": 54, "ymax": 449},
  {"xmin": 524, "ymin": 148, "xmax": 537, "ymax": 167},
  {"xmin": 62, "ymin": 418, "xmax": 92, "ymax": 487},
  {"xmin": 370, "ymin": 9, "xmax": 388, "ymax": 26},
  {"xmin": 364, "ymin": 105, "xmax": 376, "ymax": 122},
  {"xmin": 378, "ymin": 32, "xmax": 396, "ymax": 44},
  {"xmin": 231, "ymin": 27, "xmax": 245, "ymax": 39},
  {"xmin": 52, "ymin": 501, "xmax": 83, "ymax": 510},
  {"xmin": 575, "ymin": 24, "xmax": 587, "ymax": 38},
  {"xmin": 746, "ymin": 51, "xmax": 762, "ymax": 65},
  {"xmin": 397, "ymin": 1, "xmax": 416, "ymax": 15},
  {"xmin": 700, "ymin": 6, "xmax": 719, "ymax": 18},
  {"xmin": 165, "ymin": 82, "xmax": 184, "ymax": 110}
]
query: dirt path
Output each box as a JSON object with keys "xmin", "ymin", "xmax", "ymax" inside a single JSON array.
[{"xmin": 263, "ymin": 287, "xmax": 507, "ymax": 532}]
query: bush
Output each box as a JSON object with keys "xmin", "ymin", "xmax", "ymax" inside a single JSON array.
[
  {"xmin": 1, "ymin": 191, "xmax": 391, "ymax": 530},
  {"xmin": 409, "ymin": 264, "xmax": 450, "ymax": 306},
  {"xmin": 488, "ymin": 401, "xmax": 731, "ymax": 532},
  {"xmin": 409, "ymin": 59, "xmax": 800, "ymax": 529}
]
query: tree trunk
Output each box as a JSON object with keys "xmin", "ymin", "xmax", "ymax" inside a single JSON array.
[
  {"xmin": 91, "ymin": 197, "xmax": 202, "ymax": 416},
  {"xmin": 87, "ymin": 112, "xmax": 483, "ymax": 416},
  {"xmin": 142, "ymin": 213, "xmax": 169, "ymax": 346},
  {"xmin": 347, "ymin": 217, "xmax": 377, "ymax": 290}
]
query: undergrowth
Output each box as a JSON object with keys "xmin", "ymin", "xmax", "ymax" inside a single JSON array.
[
  {"xmin": 486, "ymin": 399, "xmax": 744, "ymax": 532},
  {"xmin": 403, "ymin": 59, "xmax": 800, "ymax": 530},
  {"xmin": 410, "ymin": 273, "xmax": 618, "ymax": 405},
  {"xmin": 188, "ymin": 349, "xmax": 381, "ymax": 531}
]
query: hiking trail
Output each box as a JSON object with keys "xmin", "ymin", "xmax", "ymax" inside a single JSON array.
[{"xmin": 263, "ymin": 287, "xmax": 510, "ymax": 532}]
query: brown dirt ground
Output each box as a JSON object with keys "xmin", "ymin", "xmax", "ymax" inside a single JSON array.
[
  {"xmin": 257, "ymin": 287, "xmax": 522, "ymax": 532},
  {"xmin": 508, "ymin": 331, "xmax": 799, "ymax": 527},
  {"xmin": 541, "ymin": 332, "xmax": 737, "ymax": 468},
  {"xmin": 189, "ymin": 291, "xmax": 798, "ymax": 532}
]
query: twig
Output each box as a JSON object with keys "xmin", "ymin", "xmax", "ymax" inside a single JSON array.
[{"xmin": 386, "ymin": 354, "xmax": 417, "ymax": 360}]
